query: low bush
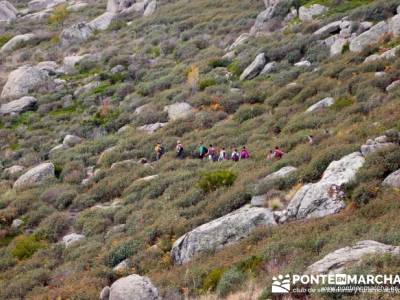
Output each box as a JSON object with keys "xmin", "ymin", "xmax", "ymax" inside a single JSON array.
[
  {"xmin": 233, "ymin": 104, "xmax": 266, "ymax": 123},
  {"xmin": 10, "ymin": 235, "xmax": 46, "ymax": 260},
  {"xmin": 216, "ymin": 268, "xmax": 246, "ymax": 297},
  {"xmin": 198, "ymin": 170, "xmax": 237, "ymax": 193},
  {"xmin": 202, "ymin": 268, "xmax": 224, "ymax": 292}
]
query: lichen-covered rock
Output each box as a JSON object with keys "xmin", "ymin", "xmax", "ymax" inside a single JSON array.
[
  {"xmin": 382, "ymin": 169, "xmax": 400, "ymax": 188},
  {"xmin": 60, "ymin": 22, "xmax": 93, "ymax": 47},
  {"xmin": 0, "ymin": 96, "xmax": 37, "ymax": 115},
  {"xmin": 360, "ymin": 135, "xmax": 397, "ymax": 156},
  {"xmin": 13, "ymin": 162, "xmax": 55, "ymax": 190},
  {"xmin": 88, "ymin": 12, "xmax": 115, "ymax": 31},
  {"xmin": 240, "ymin": 53, "xmax": 266, "ymax": 80},
  {"xmin": 63, "ymin": 134, "xmax": 82, "ymax": 147},
  {"xmin": 306, "ymin": 97, "xmax": 335, "ymax": 112},
  {"xmin": 287, "ymin": 152, "xmax": 365, "ymax": 220},
  {"xmin": 306, "ymin": 240, "xmax": 400, "ymax": 274},
  {"xmin": 0, "ymin": 34, "xmax": 35, "ymax": 54},
  {"xmin": 143, "ymin": 0, "xmax": 156, "ymax": 17},
  {"xmin": 164, "ymin": 102, "xmax": 193, "ymax": 120},
  {"xmin": 28, "ymin": 0, "xmax": 65, "ymax": 12},
  {"xmin": 0, "ymin": 0, "xmax": 18, "ymax": 23},
  {"xmin": 1, "ymin": 65, "xmax": 51, "ymax": 99},
  {"xmin": 349, "ymin": 21, "xmax": 388, "ymax": 52},
  {"xmin": 299, "ymin": 4, "xmax": 328, "ymax": 21},
  {"xmin": 62, "ymin": 233, "xmax": 85, "ymax": 247},
  {"xmin": 171, "ymin": 205, "xmax": 277, "ymax": 264},
  {"xmin": 109, "ymin": 274, "xmax": 160, "ymax": 300}
]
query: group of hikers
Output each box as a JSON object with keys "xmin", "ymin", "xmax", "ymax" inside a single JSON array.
[{"xmin": 154, "ymin": 141, "xmax": 286, "ymax": 162}]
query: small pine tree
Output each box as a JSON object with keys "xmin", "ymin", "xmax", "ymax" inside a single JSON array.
[
  {"xmin": 187, "ymin": 64, "xmax": 199, "ymax": 95},
  {"xmin": 48, "ymin": 4, "xmax": 69, "ymax": 29}
]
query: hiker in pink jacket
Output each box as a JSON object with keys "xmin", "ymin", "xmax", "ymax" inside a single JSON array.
[{"xmin": 240, "ymin": 146, "xmax": 250, "ymax": 160}]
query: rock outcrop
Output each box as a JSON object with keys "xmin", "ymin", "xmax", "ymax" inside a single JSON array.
[
  {"xmin": 60, "ymin": 23, "xmax": 93, "ymax": 47},
  {"xmin": 1, "ymin": 65, "xmax": 52, "ymax": 99},
  {"xmin": 107, "ymin": 274, "xmax": 160, "ymax": 300},
  {"xmin": 307, "ymin": 240, "xmax": 400, "ymax": 274},
  {"xmin": 259, "ymin": 166, "xmax": 297, "ymax": 185},
  {"xmin": 88, "ymin": 12, "xmax": 115, "ymax": 30},
  {"xmin": 349, "ymin": 21, "xmax": 388, "ymax": 52},
  {"xmin": 0, "ymin": 96, "xmax": 37, "ymax": 115},
  {"xmin": 13, "ymin": 162, "xmax": 55, "ymax": 190},
  {"xmin": 28, "ymin": 0, "xmax": 65, "ymax": 13},
  {"xmin": 171, "ymin": 205, "xmax": 277, "ymax": 264},
  {"xmin": 250, "ymin": 0, "xmax": 283, "ymax": 34},
  {"xmin": 299, "ymin": 4, "xmax": 327, "ymax": 21},
  {"xmin": 63, "ymin": 54, "xmax": 90, "ymax": 74},
  {"xmin": 63, "ymin": 134, "xmax": 82, "ymax": 147},
  {"xmin": 364, "ymin": 46, "xmax": 400, "ymax": 63},
  {"xmin": 0, "ymin": 34, "xmax": 35, "ymax": 54},
  {"xmin": 62, "ymin": 233, "xmax": 85, "ymax": 247},
  {"xmin": 138, "ymin": 122, "xmax": 167, "ymax": 133},
  {"xmin": 306, "ymin": 97, "xmax": 335, "ymax": 113},
  {"xmin": 287, "ymin": 152, "xmax": 365, "ymax": 220},
  {"xmin": 360, "ymin": 135, "xmax": 396, "ymax": 156},
  {"xmin": 164, "ymin": 102, "xmax": 193, "ymax": 120},
  {"xmin": 260, "ymin": 61, "xmax": 277, "ymax": 75},
  {"xmin": 227, "ymin": 33, "xmax": 250, "ymax": 51},
  {"xmin": 143, "ymin": 0, "xmax": 156, "ymax": 17},
  {"xmin": 240, "ymin": 53, "xmax": 266, "ymax": 81},
  {"xmin": 0, "ymin": 0, "xmax": 18, "ymax": 23},
  {"xmin": 382, "ymin": 169, "xmax": 400, "ymax": 188}
]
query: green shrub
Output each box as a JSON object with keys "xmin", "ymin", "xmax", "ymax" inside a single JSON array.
[
  {"xmin": 35, "ymin": 213, "xmax": 69, "ymax": 242},
  {"xmin": 0, "ymin": 34, "xmax": 12, "ymax": 48},
  {"xmin": 227, "ymin": 61, "xmax": 241, "ymax": 77},
  {"xmin": 216, "ymin": 269, "xmax": 246, "ymax": 297},
  {"xmin": 199, "ymin": 78, "xmax": 217, "ymax": 91},
  {"xmin": 352, "ymin": 181, "xmax": 379, "ymax": 207},
  {"xmin": 331, "ymin": 98, "xmax": 353, "ymax": 111},
  {"xmin": 233, "ymin": 104, "xmax": 266, "ymax": 123},
  {"xmin": 198, "ymin": 170, "xmax": 237, "ymax": 193},
  {"xmin": 105, "ymin": 239, "xmax": 142, "ymax": 267},
  {"xmin": 11, "ymin": 235, "xmax": 46, "ymax": 260},
  {"xmin": 202, "ymin": 268, "xmax": 224, "ymax": 292}
]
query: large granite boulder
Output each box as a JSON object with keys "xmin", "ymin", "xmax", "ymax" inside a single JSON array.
[
  {"xmin": 360, "ymin": 135, "xmax": 397, "ymax": 156},
  {"xmin": 63, "ymin": 134, "xmax": 82, "ymax": 147},
  {"xmin": 143, "ymin": 0, "xmax": 156, "ymax": 17},
  {"xmin": 108, "ymin": 274, "xmax": 160, "ymax": 300},
  {"xmin": 389, "ymin": 14, "xmax": 400, "ymax": 37},
  {"xmin": 349, "ymin": 21, "xmax": 389, "ymax": 52},
  {"xmin": 382, "ymin": 169, "xmax": 400, "ymax": 188},
  {"xmin": 164, "ymin": 102, "xmax": 193, "ymax": 120},
  {"xmin": 260, "ymin": 61, "xmax": 277, "ymax": 75},
  {"xmin": 330, "ymin": 37, "xmax": 348, "ymax": 57},
  {"xmin": 365, "ymin": 45, "xmax": 400, "ymax": 63},
  {"xmin": 60, "ymin": 22, "xmax": 93, "ymax": 47},
  {"xmin": 0, "ymin": 96, "xmax": 37, "ymax": 115},
  {"xmin": 313, "ymin": 20, "xmax": 342, "ymax": 39},
  {"xmin": 63, "ymin": 54, "xmax": 90, "ymax": 74},
  {"xmin": 287, "ymin": 152, "xmax": 365, "ymax": 220},
  {"xmin": 299, "ymin": 4, "xmax": 328, "ymax": 21},
  {"xmin": 171, "ymin": 205, "xmax": 277, "ymax": 264},
  {"xmin": 138, "ymin": 122, "xmax": 167, "ymax": 134},
  {"xmin": 259, "ymin": 166, "xmax": 297, "ymax": 185},
  {"xmin": 62, "ymin": 233, "xmax": 85, "ymax": 247},
  {"xmin": 227, "ymin": 33, "xmax": 250, "ymax": 51},
  {"xmin": 306, "ymin": 240, "xmax": 400, "ymax": 274},
  {"xmin": 249, "ymin": 0, "xmax": 282, "ymax": 34},
  {"xmin": 240, "ymin": 53, "xmax": 266, "ymax": 80},
  {"xmin": 0, "ymin": 0, "xmax": 18, "ymax": 23},
  {"xmin": 306, "ymin": 97, "xmax": 335, "ymax": 113},
  {"xmin": 88, "ymin": 12, "xmax": 115, "ymax": 30},
  {"xmin": 28, "ymin": 0, "xmax": 65, "ymax": 12},
  {"xmin": 13, "ymin": 162, "xmax": 55, "ymax": 190},
  {"xmin": 1, "ymin": 65, "xmax": 51, "ymax": 99},
  {"xmin": 0, "ymin": 34, "xmax": 35, "ymax": 54}
]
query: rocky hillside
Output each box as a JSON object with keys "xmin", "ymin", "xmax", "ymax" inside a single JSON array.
[{"xmin": 1, "ymin": 0, "xmax": 400, "ymax": 299}]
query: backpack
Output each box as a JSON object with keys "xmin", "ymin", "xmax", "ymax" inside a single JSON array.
[
  {"xmin": 200, "ymin": 146, "xmax": 208, "ymax": 156},
  {"xmin": 159, "ymin": 145, "xmax": 165, "ymax": 155},
  {"xmin": 232, "ymin": 152, "xmax": 239, "ymax": 161}
]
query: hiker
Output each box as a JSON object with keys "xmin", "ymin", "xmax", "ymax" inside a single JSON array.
[
  {"xmin": 176, "ymin": 140, "xmax": 184, "ymax": 159},
  {"xmin": 207, "ymin": 144, "xmax": 217, "ymax": 161},
  {"xmin": 198, "ymin": 142, "xmax": 208, "ymax": 160},
  {"xmin": 218, "ymin": 147, "xmax": 227, "ymax": 161},
  {"xmin": 273, "ymin": 146, "xmax": 284, "ymax": 159},
  {"xmin": 307, "ymin": 135, "xmax": 314, "ymax": 145},
  {"xmin": 240, "ymin": 146, "xmax": 250, "ymax": 160},
  {"xmin": 155, "ymin": 142, "xmax": 165, "ymax": 161},
  {"xmin": 267, "ymin": 150, "xmax": 275, "ymax": 161},
  {"xmin": 231, "ymin": 148, "xmax": 240, "ymax": 162}
]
